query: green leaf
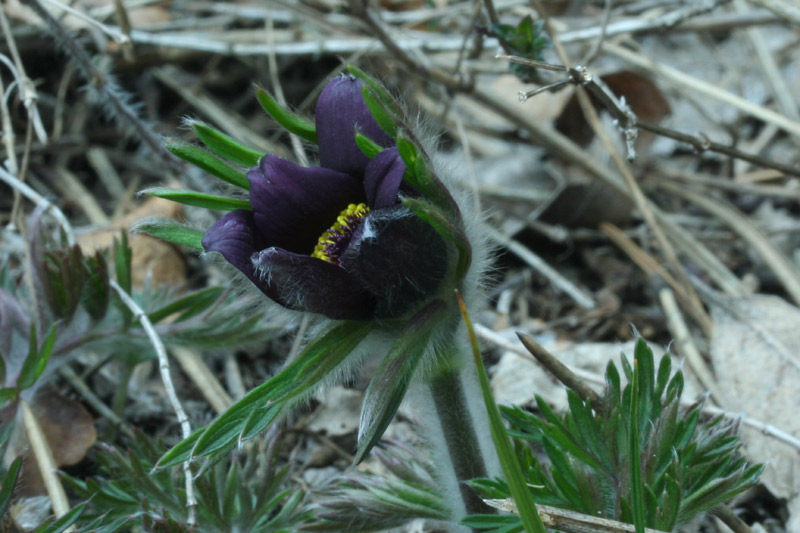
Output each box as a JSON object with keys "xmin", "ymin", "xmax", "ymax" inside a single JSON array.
[
  {"xmin": 541, "ymin": 435, "xmax": 579, "ymax": 501},
  {"xmin": 256, "ymin": 88, "xmax": 317, "ymax": 143},
  {"xmin": 147, "ymin": 287, "xmax": 224, "ymax": 324},
  {"xmin": 240, "ymin": 403, "xmax": 284, "ymax": 443},
  {"xmin": 33, "ymin": 502, "xmax": 86, "ymax": 533},
  {"xmin": 629, "ymin": 359, "xmax": 646, "ymax": 533},
  {"xmin": 144, "ymin": 188, "xmax": 251, "ymax": 211},
  {"xmin": 186, "ymin": 321, "xmax": 372, "ymax": 460},
  {"xmin": 566, "ymin": 391, "xmax": 610, "ymax": 470},
  {"xmin": 0, "ymin": 388, "xmax": 17, "ymax": 404},
  {"xmin": 635, "ymin": 339, "xmax": 655, "ymax": 433},
  {"xmin": 155, "ymin": 427, "xmax": 204, "ymax": 468},
  {"xmin": 654, "ymin": 352, "xmax": 671, "ymax": 402},
  {"xmin": 456, "ymin": 292, "xmax": 547, "ymax": 533},
  {"xmin": 402, "ymin": 197, "xmax": 472, "ymax": 282},
  {"xmin": 0, "ymin": 456, "xmax": 22, "ymax": 518},
  {"xmin": 113, "ymin": 232, "xmax": 132, "ymax": 295},
  {"xmin": 193, "ymin": 123, "xmax": 262, "ymax": 167},
  {"xmin": 397, "ymin": 136, "xmax": 461, "ymax": 218},
  {"xmin": 135, "ymin": 218, "xmax": 204, "ymax": 251},
  {"xmin": 355, "ymin": 300, "xmax": 447, "ymax": 464},
  {"xmin": 81, "ymin": 251, "xmax": 110, "ymax": 321},
  {"xmin": 361, "ymin": 85, "xmax": 398, "ymax": 139},
  {"xmin": 461, "ymin": 513, "xmax": 522, "ymax": 531},
  {"xmin": 532, "ymin": 395, "xmax": 605, "ymax": 472},
  {"xmin": 168, "ymin": 143, "xmax": 250, "ymax": 189},
  {"xmin": 355, "ymin": 132, "xmax": 384, "ymax": 159},
  {"xmin": 658, "ymin": 473, "xmax": 681, "ymax": 531},
  {"xmin": 17, "ymin": 324, "xmax": 57, "ymax": 390},
  {"xmin": 396, "ymin": 135, "xmax": 419, "ymax": 172},
  {"xmin": 347, "ymin": 66, "xmax": 404, "ymax": 116}
]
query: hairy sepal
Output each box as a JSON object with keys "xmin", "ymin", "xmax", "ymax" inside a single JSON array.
[
  {"xmin": 355, "ymin": 299, "xmax": 448, "ymax": 464},
  {"xmin": 193, "ymin": 123, "xmax": 262, "ymax": 168},
  {"xmin": 256, "ymin": 88, "xmax": 317, "ymax": 143}
]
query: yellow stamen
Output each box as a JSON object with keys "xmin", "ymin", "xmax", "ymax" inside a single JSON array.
[{"xmin": 312, "ymin": 203, "xmax": 370, "ymax": 264}]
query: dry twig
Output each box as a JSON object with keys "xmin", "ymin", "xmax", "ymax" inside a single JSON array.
[{"xmin": 109, "ymin": 280, "xmax": 197, "ymax": 524}]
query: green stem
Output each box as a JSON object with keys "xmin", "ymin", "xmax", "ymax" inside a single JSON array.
[{"xmin": 428, "ymin": 366, "xmax": 492, "ymax": 518}]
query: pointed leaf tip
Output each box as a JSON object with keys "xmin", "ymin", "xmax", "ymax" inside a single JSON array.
[
  {"xmin": 256, "ymin": 89, "xmax": 317, "ymax": 143},
  {"xmin": 192, "ymin": 123, "xmax": 263, "ymax": 167}
]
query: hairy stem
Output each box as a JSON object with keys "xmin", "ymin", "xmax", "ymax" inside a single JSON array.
[{"xmin": 429, "ymin": 364, "xmax": 492, "ymax": 519}]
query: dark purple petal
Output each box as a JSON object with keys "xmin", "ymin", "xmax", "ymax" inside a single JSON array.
[
  {"xmin": 252, "ymin": 248, "xmax": 375, "ymax": 320},
  {"xmin": 364, "ymin": 147, "xmax": 405, "ymax": 209},
  {"xmin": 202, "ymin": 209, "xmax": 265, "ymax": 288},
  {"xmin": 340, "ymin": 206, "xmax": 447, "ymax": 318},
  {"xmin": 248, "ymin": 155, "xmax": 365, "ymax": 254},
  {"xmin": 315, "ymin": 76, "xmax": 393, "ymax": 177}
]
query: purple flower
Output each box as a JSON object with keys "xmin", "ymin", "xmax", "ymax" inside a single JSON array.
[{"xmin": 202, "ymin": 76, "xmax": 447, "ymax": 320}]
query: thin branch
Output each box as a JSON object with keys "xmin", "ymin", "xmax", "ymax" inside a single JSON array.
[
  {"xmin": 496, "ymin": 55, "xmax": 800, "ymax": 176},
  {"xmin": 21, "ymin": 0, "xmax": 181, "ymax": 173},
  {"xmin": 516, "ymin": 332, "xmax": 605, "ymax": 411},
  {"xmin": 531, "ymin": 0, "xmax": 713, "ymax": 337},
  {"xmin": 109, "ymin": 280, "xmax": 197, "ymax": 524},
  {"xmin": 602, "ymin": 40, "xmax": 800, "ymax": 140}
]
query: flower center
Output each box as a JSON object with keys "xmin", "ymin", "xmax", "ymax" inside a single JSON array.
[{"xmin": 311, "ymin": 203, "xmax": 370, "ymax": 265}]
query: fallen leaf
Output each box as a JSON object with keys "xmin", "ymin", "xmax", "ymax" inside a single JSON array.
[
  {"xmin": 308, "ymin": 386, "xmax": 362, "ymax": 438},
  {"xmin": 3, "ymin": 387, "xmax": 97, "ymax": 496},
  {"xmin": 78, "ymin": 196, "xmax": 187, "ymax": 289},
  {"xmin": 710, "ymin": 294, "xmax": 800, "ymax": 529}
]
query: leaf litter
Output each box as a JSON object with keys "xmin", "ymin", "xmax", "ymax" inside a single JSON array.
[{"xmin": 1, "ymin": 0, "xmax": 799, "ymax": 530}]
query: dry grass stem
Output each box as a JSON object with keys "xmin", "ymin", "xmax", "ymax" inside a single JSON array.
[
  {"xmin": 602, "ymin": 41, "xmax": 800, "ymax": 140},
  {"xmin": 485, "ymin": 224, "xmax": 596, "ymax": 310},
  {"xmin": 601, "ymin": 222, "xmax": 713, "ymax": 336},
  {"xmin": 658, "ymin": 287, "xmax": 722, "ymax": 406},
  {"xmin": 0, "ymin": 166, "xmax": 75, "ymax": 245},
  {"xmin": 171, "ymin": 347, "xmax": 233, "ymax": 415},
  {"xmin": 747, "ymin": 0, "xmax": 800, "ymax": 24},
  {"xmin": 19, "ymin": 399, "xmax": 73, "ymax": 524},
  {"xmin": 109, "ymin": 280, "xmax": 197, "ymax": 524},
  {"xmin": 660, "ymin": 181, "xmax": 800, "ymax": 306},
  {"xmin": 59, "ymin": 366, "xmax": 136, "ymax": 440},
  {"xmin": 487, "ymin": 499, "xmax": 668, "ymax": 533}
]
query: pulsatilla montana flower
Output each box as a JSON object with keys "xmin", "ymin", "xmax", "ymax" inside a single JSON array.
[{"xmin": 202, "ymin": 77, "xmax": 448, "ymax": 320}]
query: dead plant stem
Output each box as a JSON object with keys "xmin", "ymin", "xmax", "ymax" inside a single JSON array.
[
  {"xmin": 530, "ymin": 0, "xmax": 712, "ymax": 335},
  {"xmin": 109, "ymin": 280, "xmax": 197, "ymax": 524}
]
